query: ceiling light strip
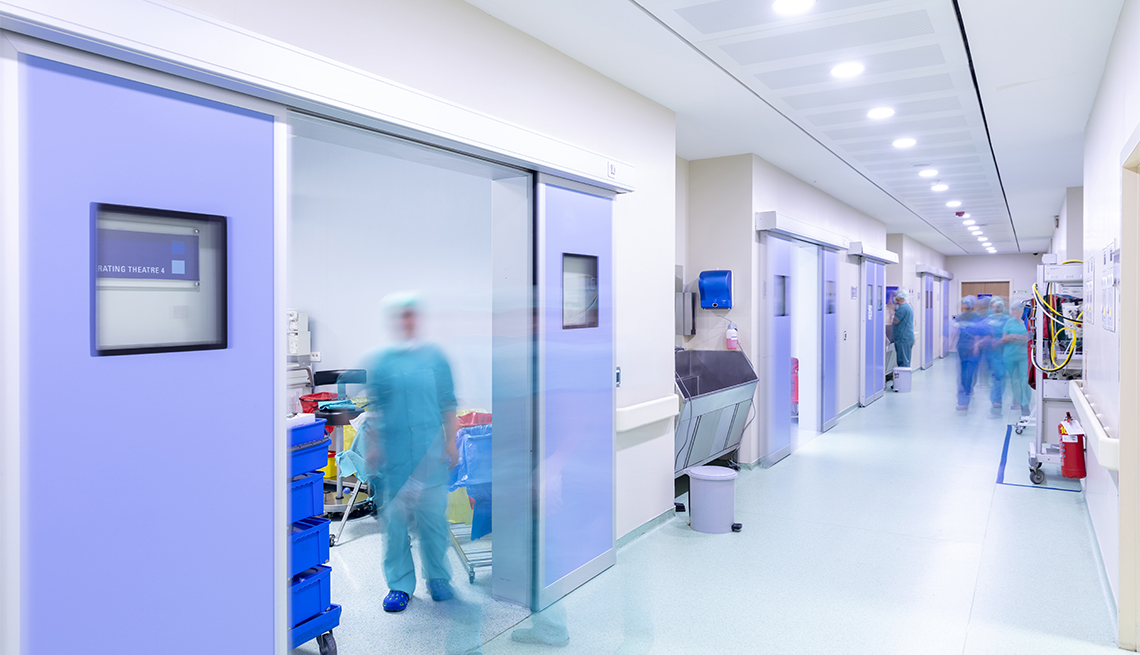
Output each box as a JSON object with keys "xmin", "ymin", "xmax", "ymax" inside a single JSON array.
[{"xmin": 950, "ymin": 0, "xmax": 1022, "ymax": 252}]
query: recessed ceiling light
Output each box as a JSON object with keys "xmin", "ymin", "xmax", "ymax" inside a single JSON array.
[
  {"xmin": 919, "ymin": 169, "xmax": 938, "ymax": 177},
  {"xmin": 983, "ymin": 242, "xmax": 992, "ymax": 247},
  {"xmin": 867, "ymin": 107, "xmax": 895, "ymax": 120},
  {"xmin": 988, "ymin": 250, "xmax": 997, "ymax": 254},
  {"xmin": 831, "ymin": 62, "xmax": 865, "ymax": 78},
  {"xmin": 977, "ymin": 236, "xmax": 987, "ymax": 242},
  {"xmin": 893, "ymin": 138, "xmax": 917, "ymax": 149},
  {"xmin": 772, "ymin": 0, "xmax": 815, "ymax": 16},
  {"xmin": 963, "ymin": 219, "xmax": 976, "ymax": 225},
  {"xmin": 947, "ymin": 200, "xmax": 962, "ymax": 207},
  {"xmin": 962, "ymin": 213, "xmax": 971, "ymax": 218},
  {"xmin": 931, "ymin": 183, "xmax": 949, "ymax": 192}
]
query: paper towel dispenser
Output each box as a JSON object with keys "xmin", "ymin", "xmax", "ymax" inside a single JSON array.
[{"xmin": 698, "ymin": 270, "xmax": 732, "ymax": 309}]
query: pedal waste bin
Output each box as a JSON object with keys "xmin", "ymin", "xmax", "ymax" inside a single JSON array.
[
  {"xmin": 893, "ymin": 366, "xmax": 912, "ymax": 393},
  {"xmin": 674, "ymin": 349, "xmax": 758, "ymax": 475},
  {"xmin": 685, "ymin": 466, "xmax": 738, "ymax": 534}
]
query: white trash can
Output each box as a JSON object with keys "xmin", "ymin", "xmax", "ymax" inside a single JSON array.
[
  {"xmin": 893, "ymin": 366, "xmax": 912, "ymax": 393},
  {"xmin": 685, "ymin": 466, "xmax": 738, "ymax": 534}
]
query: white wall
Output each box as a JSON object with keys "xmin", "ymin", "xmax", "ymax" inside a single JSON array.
[
  {"xmin": 1052, "ymin": 187, "xmax": 1085, "ymax": 261},
  {"xmin": 683, "ymin": 154, "xmax": 888, "ymax": 464},
  {"xmin": 288, "ymin": 127, "xmax": 497, "ymax": 410},
  {"xmin": 175, "ymin": 0, "xmax": 680, "ymax": 537},
  {"xmin": 676, "ymin": 157, "xmax": 690, "ymax": 349},
  {"xmin": 1081, "ymin": 0, "xmax": 1138, "ymax": 639},
  {"xmin": 945, "ymin": 254, "xmax": 1041, "ymax": 310}
]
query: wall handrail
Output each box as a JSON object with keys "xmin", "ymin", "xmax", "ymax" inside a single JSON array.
[
  {"xmin": 617, "ymin": 395, "xmax": 680, "ymax": 432},
  {"xmin": 1070, "ymin": 380, "xmax": 1119, "ymax": 471}
]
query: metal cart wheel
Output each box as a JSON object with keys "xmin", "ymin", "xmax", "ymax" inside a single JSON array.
[
  {"xmin": 317, "ymin": 632, "xmax": 337, "ymax": 655},
  {"xmin": 1015, "ymin": 426, "xmax": 1024, "ymax": 435},
  {"xmin": 330, "ymin": 534, "xmax": 336, "ymax": 548},
  {"xmin": 469, "ymin": 571, "xmax": 476, "ymax": 584},
  {"xmin": 1030, "ymin": 468, "xmax": 1045, "ymax": 485}
]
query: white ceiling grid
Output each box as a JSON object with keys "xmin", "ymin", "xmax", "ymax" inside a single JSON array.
[{"xmin": 637, "ymin": 0, "xmax": 1014, "ymax": 254}]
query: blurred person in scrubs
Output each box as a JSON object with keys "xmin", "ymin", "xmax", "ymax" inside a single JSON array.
[
  {"xmin": 361, "ymin": 292, "xmax": 458, "ymax": 613},
  {"xmin": 891, "ymin": 289, "xmax": 915, "ymax": 369},
  {"xmin": 982, "ymin": 299, "xmax": 1010, "ymax": 416},
  {"xmin": 956, "ymin": 296, "xmax": 984, "ymax": 411},
  {"xmin": 1001, "ymin": 301, "xmax": 1032, "ymax": 415}
]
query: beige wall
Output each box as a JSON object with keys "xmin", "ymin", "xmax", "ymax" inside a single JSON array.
[
  {"xmin": 885, "ymin": 234, "xmax": 948, "ymax": 368},
  {"xmin": 682, "ymin": 153, "xmax": 888, "ymax": 464},
  {"xmin": 177, "ymin": 0, "xmax": 680, "ymax": 538},
  {"xmin": 946, "ymin": 254, "xmax": 1041, "ymax": 310}
]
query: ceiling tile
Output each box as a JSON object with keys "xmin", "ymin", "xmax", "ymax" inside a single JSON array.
[{"xmin": 720, "ymin": 10, "xmax": 935, "ymax": 65}]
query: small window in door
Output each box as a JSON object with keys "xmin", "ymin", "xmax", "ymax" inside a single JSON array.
[
  {"xmin": 826, "ymin": 281, "xmax": 836, "ymax": 314},
  {"xmin": 774, "ymin": 275, "xmax": 788, "ymax": 316},
  {"xmin": 562, "ymin": 253, "xmax": 599, "ymax": 329},
  {"xmin": 93, "ymin": 203, "xmax": 227, "ymax": 356}
]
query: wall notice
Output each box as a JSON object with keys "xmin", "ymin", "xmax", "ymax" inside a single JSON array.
[{"xmin": 96, "ymin": 229, "xmax": 200, "ymax": 281}]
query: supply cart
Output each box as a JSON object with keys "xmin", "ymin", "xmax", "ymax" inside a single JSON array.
[
  {"xmin": 448, "ymin": 417, "xmax": 494, "ymax": 583},
  {"xmin": 1026, "ymin": 261, "xmax": 1084, "ymax": 484},
  {"xmin": 289, "ymin": 418, "xmax": 340, "ymax": 654}
]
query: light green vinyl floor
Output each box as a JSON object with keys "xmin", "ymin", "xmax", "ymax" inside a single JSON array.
[{"xmin": 297, "ymin": 356, "xmax": 1119, "ymax": 655}]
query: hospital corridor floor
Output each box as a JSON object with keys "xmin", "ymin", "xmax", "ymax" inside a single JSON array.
[{"xmin": 294, "ymin": 357, "xmax": 1118, "ymax": 655}]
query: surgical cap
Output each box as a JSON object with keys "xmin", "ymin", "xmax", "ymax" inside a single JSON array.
[
  {"xmin": 894, "ymin": 289, "xmax": 908, "ymax": 302},
  {"xmin": 962, "ymin": 295, "xmax": 976, "ymax": 309},
  {"xmin": 382, "ymin": 291, "xmax": 421, "ymax": 319}
]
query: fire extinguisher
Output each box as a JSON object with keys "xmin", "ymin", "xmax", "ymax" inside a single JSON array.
[{"xmin": 1059, "ymin": 413, "xmax": 1087, "ymax": 479}]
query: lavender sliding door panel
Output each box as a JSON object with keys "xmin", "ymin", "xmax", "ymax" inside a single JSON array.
[
  {"xmin": 767, "ymin": 236, "xmax": 793, "ymax": 459},
  {"xmin": 942, "ymin": 279, "xmax": 950, "ymax": 357},
  {"xmin": 537, "ymin": 179, "xmax": 614, "ymax": 608},
  {"xmin": 821, "ymin": 248, "xmax": 838, "ymax": 429},
  {"xmin": 923, "ymin": 275, "xmax": 934, "ymax": 369},
  {"xmin": 23, "ymin": 56, "xmax": 276, "ymax": 654},
  {"xmin": 874, "ymin": 263, "xmax": 885, "ymax": 394}
]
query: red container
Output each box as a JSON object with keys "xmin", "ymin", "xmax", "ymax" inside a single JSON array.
[
  {"xmin": 1059, "ymin": 416, "xmax": 1087, "ymax": 479},
  {"xmin": 299, "ymin": 392, "xmax": 339, "ymax": 415},
  {"xmin": 457, "ymin": 412, "xmax": 492, "ymax": 427}
]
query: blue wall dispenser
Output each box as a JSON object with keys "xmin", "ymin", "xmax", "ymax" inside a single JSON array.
[{"xmin": 698, "ymin": 270, "xmax": 732, "ymax": 309}]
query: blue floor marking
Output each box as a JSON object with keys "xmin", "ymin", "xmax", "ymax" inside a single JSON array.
[{"xmin": 996, "ymin": 424, "xmax": 1081, "ymax": 493}]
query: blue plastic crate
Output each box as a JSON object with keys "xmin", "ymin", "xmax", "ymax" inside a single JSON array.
[
  {"xmin": 289, "ymin": 603, "xmax": 341, "ymax": 651},
  {"xmin": 289, "ymin": 472, "xmax": 325, "ymax": 524},
  {"xmin": 290, "ymin": 516, "xmax": 330, "ymax": 578},
  {"xmin": 289, "ymin": 418, "xmax": 327, "ymax": 448},
  {"xmin": 290, "ymin": 436, "xmax": 331, "ymax": 478},
  {"xmin": 290, "ymin": 565, "xmax": 332, "ymax": 628}
]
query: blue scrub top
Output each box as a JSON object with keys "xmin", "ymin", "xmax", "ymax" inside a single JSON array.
[
  {"xmin": 1002, "ymin": 316, "xmax": 1029, "ymax": 362},
  {"xmin": 362, "ymin": 343, "xmax": 457, "ymax": 492},
  {"xmin": 893, "ymin": 302, "xmax": 914, "ymax": 344},
  {"xmin": 956, "ymin": 311, "xmax": 983, "ymax": 356}
]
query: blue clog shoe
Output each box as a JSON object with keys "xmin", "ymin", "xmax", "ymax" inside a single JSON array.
[
  {"xmin": 429, "ymin": 578, "xmax": 454, "ymax": 601},
  {"xmin": 383, "ymin": 590, "xmax": 410, "ymax": 612}
]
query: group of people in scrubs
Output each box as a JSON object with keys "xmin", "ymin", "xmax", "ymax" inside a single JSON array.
[{"xmin": 954, "ymin": 295, "xmax": 1031, "ymax": 414}]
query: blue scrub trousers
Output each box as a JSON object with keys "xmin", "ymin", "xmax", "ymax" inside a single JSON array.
[
  {"xmin": 958, "ymin": 355, "xmax": 979, "ymax": 407},
  {"xmin": 987, "ymin": 352, "xmax": 1006, "ymax": 407},
  {"xmin": 1005, "ymin": 357, "xmax": 1031, "ymax": 411},
  {"xmin": 383, "ymin": 480, "xmax": 451, "ymax": 595},
  {"xmin": 895, "ymin": 339, "xmax": 914, "ymax": 368}
]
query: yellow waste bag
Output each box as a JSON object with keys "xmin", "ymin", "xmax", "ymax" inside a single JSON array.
[{"xmin": 447, "ymin": 488, "xmax": 473, "ymax": 525}]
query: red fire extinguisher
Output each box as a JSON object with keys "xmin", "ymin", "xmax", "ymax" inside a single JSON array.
[{"xmin": 1059, "ymin": 413, "xmax": 1086, "ymax": 479}]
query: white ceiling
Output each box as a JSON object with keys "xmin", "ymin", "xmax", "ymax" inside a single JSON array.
[{"xmin": 463, "ymin": 0, "xmax": 1123, "ymax": 256}]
